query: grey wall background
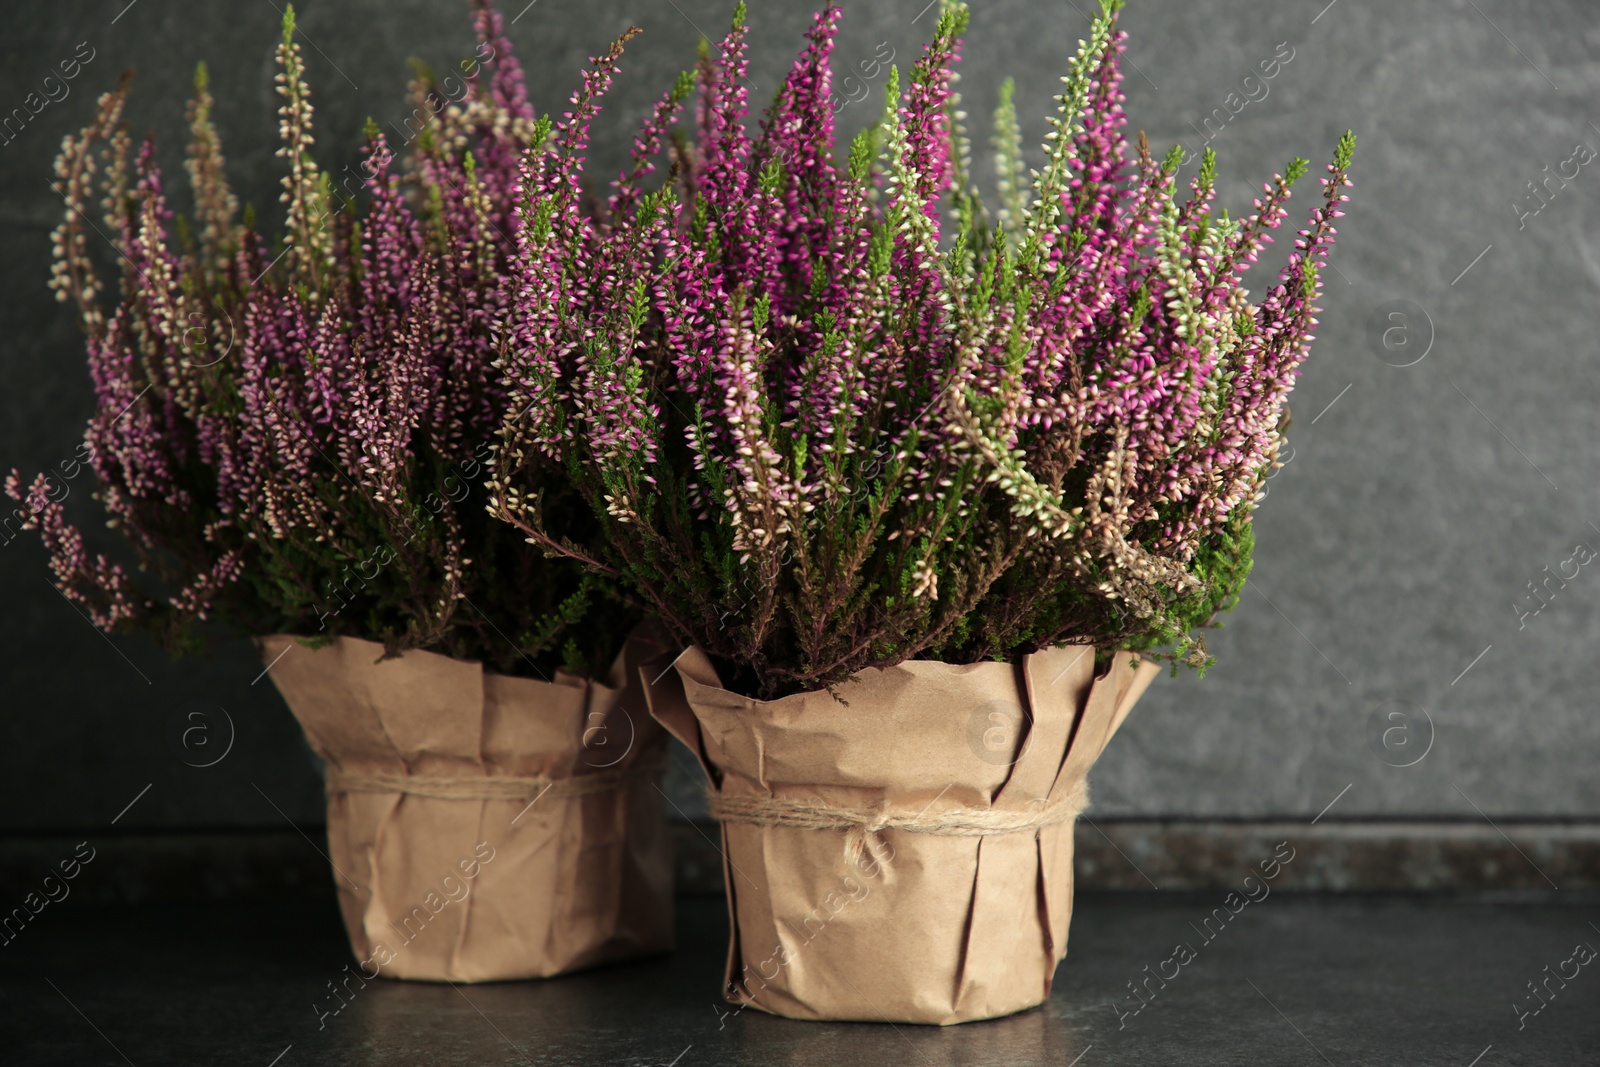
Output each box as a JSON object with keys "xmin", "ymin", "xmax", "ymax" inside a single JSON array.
[{"xmin": 0, "ymin": 0, "xmax": 1593, "ymax": 833}]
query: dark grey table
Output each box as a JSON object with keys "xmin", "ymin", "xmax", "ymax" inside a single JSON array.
[{"xmin": 2, "ymin": 892, "xmax": 1595, "ymax": 1065}]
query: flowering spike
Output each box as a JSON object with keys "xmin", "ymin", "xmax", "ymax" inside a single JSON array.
[
  {"xmin": 992, "ymin": 77, "xmax": 1026, "ymax": 234},
  {"xmin": 10, "ymin": 1, "xmax": 630, "ymax": 677},
  {"xmin": 492, "ymin": 0, "xmax": 1353, "ymax": 695}
]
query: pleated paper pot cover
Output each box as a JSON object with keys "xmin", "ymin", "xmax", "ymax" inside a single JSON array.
[
  {"xmin": 645, "ymin": 644, "xmax": 1158, "ymax": 1024},
  {"xmin": 257, "ymin": 628, "xmax": 675, "ymax": 982}
]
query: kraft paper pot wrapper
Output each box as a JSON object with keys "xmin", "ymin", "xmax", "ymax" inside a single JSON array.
[
  {"xmin": 257, "ymin": 627, "xmax": 675, "ymax": 983},
  {"xmin": 642, "ymin": 645, "xmax": 1158, "ymax": 1025}
]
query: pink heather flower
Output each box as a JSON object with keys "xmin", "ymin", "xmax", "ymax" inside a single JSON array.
[
  {"xmin": 493, "ymin": 1, "xmax": 1354, "ymax": 695},
  {"xmin": 10, "ymin": 2, "xmax": 630, "ymax": 674}
]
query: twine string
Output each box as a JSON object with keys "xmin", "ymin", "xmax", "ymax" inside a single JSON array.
[
  {"xmin": 708, "ymin": 782, "xmax": 1090, "ymax": 868},
  {"xmin": 325, "ymin": 754, "xmax": 662, "ymax": 801}
]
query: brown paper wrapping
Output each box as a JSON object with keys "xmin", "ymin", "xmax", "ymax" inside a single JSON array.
[
  {"xmin": 643, "ymin": 644, "xmax": 1158, "ymax": 1024},
  {"xmin": 258, "ymin": 628, "xmax": 675, "ymax": 982}
]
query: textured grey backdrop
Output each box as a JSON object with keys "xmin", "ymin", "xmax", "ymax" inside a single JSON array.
[{"xmin": 0, "ymin": 0, "xmax": 1593, "ymax": 832}]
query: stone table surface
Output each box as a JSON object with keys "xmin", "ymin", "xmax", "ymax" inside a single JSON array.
[{"xmin": 2, "ymin": 893, "xmax": 1596, "ymax": 1066}]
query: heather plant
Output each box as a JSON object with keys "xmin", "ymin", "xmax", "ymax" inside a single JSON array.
[
  {"xmin": 490, "ymin": 0, "xmax": 1352, "ymax": 698},
  {"xmin": 8, "ymin": 1, "xmax": 628, "ymax": 678}
]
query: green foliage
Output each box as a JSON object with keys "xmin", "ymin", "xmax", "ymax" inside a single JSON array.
[{"xmin": 1125, "ymin": 506, "xmax": 1255, "ymax": 675}]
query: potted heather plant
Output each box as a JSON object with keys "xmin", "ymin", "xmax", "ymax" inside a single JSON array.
[
  {"xmin": 490, "ymin": 0, "xmax": 1352, "ymax": 1022},
  {"xmin": 7, "ymin": 2, "xmax": 673, "ymax": 982}
]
